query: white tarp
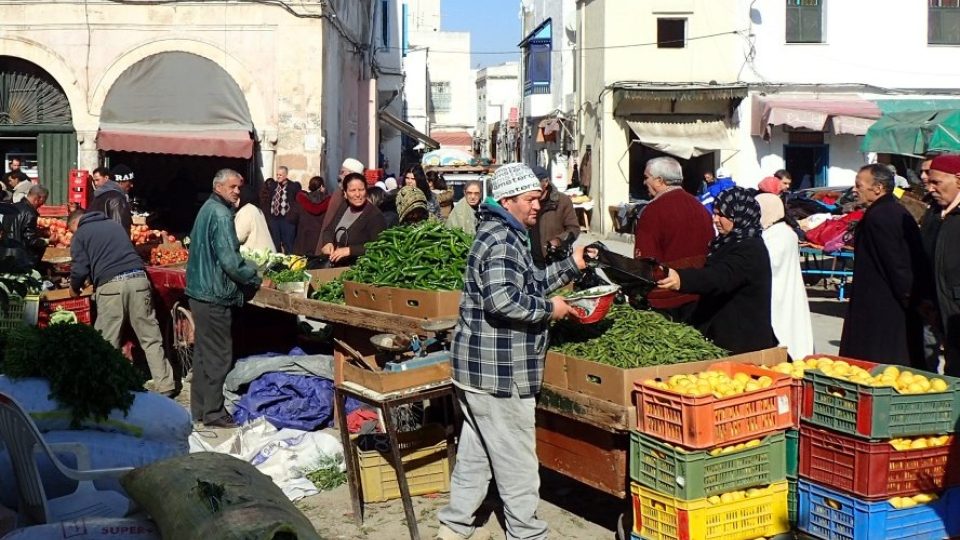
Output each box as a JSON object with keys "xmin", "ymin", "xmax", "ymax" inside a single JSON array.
[{"xmin": 626, "ymin": 119, "xmax": 737, "ymax": 160}]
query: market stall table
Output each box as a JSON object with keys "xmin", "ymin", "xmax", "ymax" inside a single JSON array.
[{"xmin": 799, "ymin": 242, "xmax": 854, "ymax": 300}]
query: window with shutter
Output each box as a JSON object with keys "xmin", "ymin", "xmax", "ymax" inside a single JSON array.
[
  {"xmin": 929, "ymin": 0, "xmax": 960, "ymax": 45},
  {"xmin": 785, "ymin": 0, "xmax": 823, "ymax": 44}
]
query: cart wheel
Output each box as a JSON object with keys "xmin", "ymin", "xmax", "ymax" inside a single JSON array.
[{"xmin": 172, "ymin": 302, "xmax": 195, "ymax": 381}]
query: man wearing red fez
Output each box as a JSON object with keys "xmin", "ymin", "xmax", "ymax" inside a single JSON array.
[{"xmin": 926, "ymin": 154, "xmax": 960, "ymax": 375}]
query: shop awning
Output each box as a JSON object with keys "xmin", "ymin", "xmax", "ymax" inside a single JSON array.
[
  {"xmin": 378, "ymin": 110, "xmax": 440, "ymax": 150},
  {"xmin": 97, "ymin": 125, "xmax": 254, "ymax": 158},
  {"xmin": 626, "ymin": 119, "xmax": 736, "ymax": 160},
  {"xmin": 861, "ymin": 109, "xmax": 960, "ymax": 156},
  {"xmin": 752, "ymin": 97, "xmax": 881, "ymax": 138}
]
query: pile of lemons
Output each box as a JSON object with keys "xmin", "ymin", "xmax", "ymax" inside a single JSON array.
[
  {"xmin": 768, "ymin": 358, "xmax": 951, "ymax": 395},
  {"xmin": 707, "ymin": 485, "xmax": 774, "ymax": 505},
  {"xmin": 707, "ymin": 439, "xmax": 762, "ymax": 456},
  {"xmin": 641, "ymin": 371, "xmax": 775, "ymax": 399},
  {"xmin": 889, "ymin": 493, "xmax": 938, "ymax": 509},
  {"xmin": 889, "ymin": 435, "xmax": 951, "ymax": 451}
]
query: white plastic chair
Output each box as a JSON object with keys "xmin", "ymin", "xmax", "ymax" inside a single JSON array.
[{"xmin": 0, "ymin": 392, "xmax": 132, "ymax": 526}]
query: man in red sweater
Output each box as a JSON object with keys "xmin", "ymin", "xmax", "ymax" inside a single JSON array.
[{"xmin": 634, "ymin": 157, "xmax": 714, "ymax": 321}]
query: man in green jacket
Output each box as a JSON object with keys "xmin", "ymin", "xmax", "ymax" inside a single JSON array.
[{"xmin": 186, "ymin": 168, "xmax": 264, "ymax": 428}]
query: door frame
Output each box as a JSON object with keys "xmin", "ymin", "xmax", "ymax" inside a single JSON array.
[{"xmin": 783, "ymin": 143, "xmax": 830, "ymax": 188}]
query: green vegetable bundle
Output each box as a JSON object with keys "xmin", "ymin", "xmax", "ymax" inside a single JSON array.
[
  {"xmin": 310, "ymin": 221, "xmax": 473, "ymax": 303},
  {"xmin": 266, "ymin": 267, "xmax": 309, "ymax": 284},
  {"xmin": 550, "ymin": 304, "xmax": 727, "ymax": 368},
  {"xmin": 1, "ymin": 324, "xmax": 147, "ymax": 426}
]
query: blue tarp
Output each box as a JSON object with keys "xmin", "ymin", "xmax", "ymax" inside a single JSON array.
[{"xmin": 233, "ymin": 372, "xmax": 361, "ymax": 431}]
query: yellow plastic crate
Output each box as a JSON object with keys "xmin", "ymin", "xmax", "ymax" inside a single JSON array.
[
  {"xmin": 356, "ymin": 424, "xmax": 450, "ymax": 503},
  {"xmin": 631, "ymin": 481, "xmax": 790, "ymax": 540}
]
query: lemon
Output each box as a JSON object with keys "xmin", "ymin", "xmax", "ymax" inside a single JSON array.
[
  {"xmin": 889, "ymin": 497, "xmax": 903, "ymax": 508},
  {"xmin": 642, "ymin": 379, "xmax": 658, "ymax": 387},
  {"xmin": 709, "ymin": 448, "xmax": 723, "ymax": 456},
  {"xmin": 734, "ymin": 372, "xmax": 751, "ymax": 383},
  {"xmin": 708, "ymin": 495, "xmax": 722, "ymax": 505},
  {"xmin": 899, "ymin": 371, "xmax": 914, "ymax": 384},
  {"xmin": 899, "ymin": 498, "xmax": 918, "ymax": 509},
  {"xmin": 883, "ymin": 365, "xmax": 901, "ymax": 378},
  {"xmin": 907, "ymin": 382, "xmax": 924, "ymax": 394},
  {"xmin": 931, "ymin": 378, "xmax": 949, "ymax": 392},
  {"xmin": 913, "ymin": 493, "xmax": 935, "ymax": 504},
  {"xmin": 745, "ymin": 439, "xmax": 761, "ymax": 448},
  {"xmin": 746, "ymin": 488, "xmax": 761, "ymax": 498},
  {"xmin": 818, "ymin": 358, "xmax": 834, "ymax": 367},
  {"xmin": 720, "ymin": 493, "xmax": 734, "ymax": 504},
  {"xmin": 911, "ymin": 438, "xmax": 929, "ymax": 449},
  {"xmin": 805, "ymin": 358, "xmax": 819, "ymax": 369}
]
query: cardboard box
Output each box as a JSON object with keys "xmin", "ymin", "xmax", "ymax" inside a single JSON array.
[
  {"xmin": 334, "ymin": 327, "xmax": 451, "ymax": 393},
  {"xmin": 41, "ymin": 246, "xmax": 71, "ymax": 262},
  {"xmin": 544, "ymin": 347, "xmax": 788, "ymax": 408},
  {"xmin": 307, "ymin": 267, "xmax": 349, "ymax": 290},
  {"xmin": 343, "ymin": 281, "xmax": 461, "ymax": 319},
  {"xmin": 41, "ymin": 286, "xmax": 92, "ymax": 302}
]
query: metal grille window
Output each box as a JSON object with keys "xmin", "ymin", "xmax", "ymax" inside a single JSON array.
[
  {"xmin": 430, "ymin": 81, "xmax": 451, "ymax": 113},
  {"xmin": 930, "ymin": 0, "xmax": 960, "ymax": 44},
  {"xmin": 523, "ymin": 42, "xmax": 551, "ymax": 96},
  {"xmin": 657, "ymin": 18, "xmax": 686, "ymax": 48},
  {"xmin": 786, "ymin": 0, "xmax": 823, "ymax": 43}
]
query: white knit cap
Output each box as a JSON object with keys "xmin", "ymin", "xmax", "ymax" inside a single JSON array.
[
  {"xmin": 341, "ymin": 158, "xmax": 364, "ymax": 174},
  {"xmin": 384, "ymin": 177, "xmax": 398, "ymax": 191},
  {"xmin": 489, "ymin": 163, "xmax": 541, "ymax": 201}
]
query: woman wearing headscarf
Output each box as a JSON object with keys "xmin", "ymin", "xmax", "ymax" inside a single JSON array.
[
  {"xmin": 395, "ymin": 185, "xmax": 431, "ymax": 225},
  {"xmin": 317, "ymin": 173, "xmax": 387, "ymax": 266},
  {"xmin": 403, "ymin": 165, "xmax": 442, "ymax": 219},
  {"xmin": 757, "ymin": 193, "xmax": 814, "ymax": 359},
  {"xmin": 657, "ymin": 187, "xmax": 778, "ymax": 354},
  {"xmin": 235, "ymin": 186, "xmax": 276, "ymax": 252},
  {"xmin": 286, "ymin": 176, "xmax": 331, "ymax": 256}
]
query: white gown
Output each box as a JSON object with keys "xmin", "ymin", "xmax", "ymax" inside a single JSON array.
[{"xmin": 762, "ymin": 222, "xmax": 815, "ymax": 359}]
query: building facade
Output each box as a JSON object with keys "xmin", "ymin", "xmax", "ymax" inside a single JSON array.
[
  {"xmin": 577, "ymin": 0, "xmax": 960, "ymax": 233},
  {"xmin": 475, "ymin": 62, "xmax": 520, "ymax": 162},
  {"xmin": 0, "ymin": 0, "xmax": 398, "ymax": 217}
]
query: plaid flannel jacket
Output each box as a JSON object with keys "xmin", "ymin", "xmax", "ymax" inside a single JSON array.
[{"xmin": 451, "ymin": 202, "xmax": 580, "ymax": 397}]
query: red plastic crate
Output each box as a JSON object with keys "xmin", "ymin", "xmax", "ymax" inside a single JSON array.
[
  {"xmin": 38, "ymin": 296, "xmax": 93, "ymax": 328},
  {"xmin": 791, "ymin": 379, "xmax": 803, "ymax": 428},
  {"xmin": 799, "ymin": 424, "xmax": 960, "ymax": 499},
  {"xmin": 635, "ymin": 362, "xmax": 794, "ymax": 449}
]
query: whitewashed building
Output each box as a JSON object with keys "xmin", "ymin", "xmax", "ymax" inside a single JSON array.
[{"xmin": 476, "ymin": 63, "xmax": 520, "ymax": 162}]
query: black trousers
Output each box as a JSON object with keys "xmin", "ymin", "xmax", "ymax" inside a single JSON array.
[{"xmin": 189, "ymin": 298, "xmax": 234, "ymax": 424}]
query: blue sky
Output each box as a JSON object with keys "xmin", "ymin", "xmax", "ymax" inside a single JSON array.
[{"xmin": 441, "ymin": 0, "xmax": 522, "ymax": 68}]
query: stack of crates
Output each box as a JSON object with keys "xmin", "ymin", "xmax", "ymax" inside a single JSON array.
[
  {"xmin": 629, "ymin": 362, "xmax": 794, "ymax": 540},
  {"xmin": 796, "ymin": 355, "xmax": 960, "ymax": 540}
]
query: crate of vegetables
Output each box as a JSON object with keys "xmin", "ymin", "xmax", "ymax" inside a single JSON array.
[
  {"xmin": 799, "ymin": 355, "xmax": 960, "ymax": 439},
  {"xmin": 798, "ymin": 424, "xmax": 960, "ymax": 499},
  {"xmin": 797, "ymin": 480, "xmax": 960, "ymax": 540},
  {"xmin": 632, "ymin": 482, "xmax": 790, "ymax": 540},
  {"xmin": 547, "ymin": 305, "xmax": 788, "ymax": 408},
  {"xmin": 630, "ymin": 430, "xmax": 787, "ymax": 500},
  {"xmin": 635, "ymin": 362, "xmax": 793, "ymax": 449}
]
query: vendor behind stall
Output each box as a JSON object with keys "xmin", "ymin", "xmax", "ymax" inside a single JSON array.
[
  {"xmin": 68, "ymin": 208, "xmax": 176, "ymax": 397},
  {"xmin": 2, "ymin": 184, "xmax": 48, "ymax": 268},
  {"xmin": 530, "ymin": 165, "xmax": 580, "ymax": 266},
  {"xmin": 445, "ymin": 180, "xmax": 482, "ymax": 235},
  {"xmin": 657, "ymin": 187, "xmax": 778, "ymax": 355},
  {"xmin": 317, "ymin": 172, "xmax": 386, "ymax": 266},
  {"xmin": 437, "ymin": 163, "xmax": 589, "ymax": 540}
]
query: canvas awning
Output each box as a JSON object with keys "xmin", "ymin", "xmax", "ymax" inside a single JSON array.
[
  {"xmin": 861, "ymin": 109, "xmax": 960, "ymax": 156},
  {"xmin": 753, "ymin": 97, "xmax": 881, "ymax": 138},
  {"xmin": 626, "ymin": 119, "xmax": 736, "ymax": 160},
  {"xmin": 378, "ymin": 110, "xmax": 440, "ymax": 150},
  {"xmin": 97, "ymin": 52, "xmax": 255, "ymax": 158},
  {"xmin": 97, "ymin": 126, "xmax": 254, "ymax": 158}
]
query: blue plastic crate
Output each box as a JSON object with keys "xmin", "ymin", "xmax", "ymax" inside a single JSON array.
[{"xmin": 797, "ymin": 480, "xmax": 960, "ymax": 540}]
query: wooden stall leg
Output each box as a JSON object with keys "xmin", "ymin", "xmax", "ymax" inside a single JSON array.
[
  {"xmin": 336, "ymin": 387, "xmax": 364, "ymax": 526},
  {"xmin": 382, "ymin": 403, "xmax": 421, "ymax": 540}
]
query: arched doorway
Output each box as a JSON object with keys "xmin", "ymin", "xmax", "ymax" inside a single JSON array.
[
  {"xmin": 96, "ymin": 52, "xmax": 258, "ymax": 234},
  {"xmin": 0, "ymin": 56, "xmax": 76, "ymax": 205}
]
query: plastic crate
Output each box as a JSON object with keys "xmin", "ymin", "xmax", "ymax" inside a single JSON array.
[
  {"xmin": 0, "ymin": 295, "xmax": 25, "ymax": 333},
  {"xmin": 798, "ymin": 424, "xmax": 960, "ymax": 499},
  {"xmin": 630, "ymin": 430, "xmax": 787, "ymax": 500},
  {"xmin": 791, "ymin": 378, "xmax": 803, "ymax": 428},
  {"xmin": 788, "ymin": 479, "xmax": 798, "ymax": 526},
  {"xmin": 38, "ymin": 296, "xmax": 93, "ymax": 328},
  {"xmin": 797, "ymin": 480, "xmax": 960, "ymax": 540},
  {"xmin": 800, "ymin": 355, "xmax": 960, "ymax": 439},
  {"xmin": 786, "ymin": 428, "xmax": 799, "ymax": 479},
  {"xmin": 635, "ymin": 362, "xmax": 794, "ymax": 449},
  {"xmin": 631, "ymin": 481, "xmax": 790, "ymax": 540},
  {"xmin": 356, "ymin": 424, "xmax": 450, "ymax": 503}
]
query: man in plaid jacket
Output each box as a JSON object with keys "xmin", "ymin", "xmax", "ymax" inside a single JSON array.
[{"xmin": 437, "ymin": 163, "xmax": 589, "ymax": 540}]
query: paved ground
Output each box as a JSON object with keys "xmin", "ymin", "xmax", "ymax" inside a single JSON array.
[{"xmin": 183, "ymin": 232, "xmax": 849, "ymax": 539}]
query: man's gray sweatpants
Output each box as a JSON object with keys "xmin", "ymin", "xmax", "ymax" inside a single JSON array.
[{"xmin": 438, "ymin": 385, "xmax": 547, "ymax": 540}]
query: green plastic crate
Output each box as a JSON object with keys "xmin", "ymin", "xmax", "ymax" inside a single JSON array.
[
  {"xmin": 788, "ymin": 478, "xmax": 797, "ymax": 526},
  {"xmin": 629, "ymin": 430, "xmax": 787, "ymax": 500},
  {"xmin": 0, "ymin": 294, "xmax": 25, "ymax": 333},
  {"xmin": 786, "ymin": 429, "xmax": 799, "ymax": 479},
  {"xmin": 802, "ymin": 361, "xmax": 960, "ymax": 439}
]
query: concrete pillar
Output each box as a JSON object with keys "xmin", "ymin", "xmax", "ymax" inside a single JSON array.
[
  {"xmin": 75, "ymin": 130, "xmax": 99, "ymax": 173},
  {"xmin": 259, "ymin": 129, "xmax": 278, "ymax": 181}
]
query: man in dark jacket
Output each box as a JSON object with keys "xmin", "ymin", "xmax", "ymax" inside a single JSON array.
[
  {"xmin": 529, "ymin": 165, "xmax": 580, "ymax": 266},
  {"xmin": 926, "ymin": 155, "xmax": 960, "ymax": 376},
  {"xmin": 88, "ymin": 167, "xmax": 132, "ymax": 233},
  {"xmin": 918, "ymin": 155, "xmax": 945, "ymax": 372},
  {"xmin": 260, "ymin": 166, "xmax": 301, "ymax": 253},
  {"xmin": 186, "ymin": 169, "xmax": 263, "ymax": 428},
  {"xmin": 839, "ymin": 164, "xmax": 928, "ymax": 366},
  {"xmin": 68, "ymin": 209, "xmax": 176, "ymax": 397},
  {"xmin": 2, "ymin": 184, "xmax": 48, "ymax": 267}
]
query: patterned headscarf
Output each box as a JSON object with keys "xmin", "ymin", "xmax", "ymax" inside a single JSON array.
[{"xmin": 709, "ymin": 187, "xmax": 763, "ymax": 254}]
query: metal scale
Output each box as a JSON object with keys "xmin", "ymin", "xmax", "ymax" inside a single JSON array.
[{"xmin": 370, "ymin": 318, "xmax": 457, "ymax": 372}]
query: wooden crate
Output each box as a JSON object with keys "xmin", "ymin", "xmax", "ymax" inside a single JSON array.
[{"xmin": 535, "ymin": 409, "xmax": 628, "ymax": 498}]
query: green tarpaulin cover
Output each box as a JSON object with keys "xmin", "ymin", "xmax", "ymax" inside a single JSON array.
[{"xmin": 861, "ymin": 109, "xmax": 960, "ymax": 156}]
